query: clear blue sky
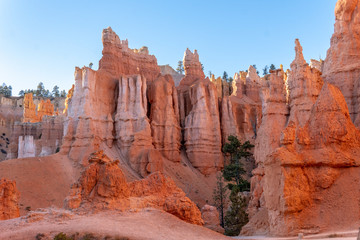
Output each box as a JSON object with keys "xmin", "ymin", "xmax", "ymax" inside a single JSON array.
[{"xmin": 0, "ymin": 0, "xmax": 338, "ymax": 96}]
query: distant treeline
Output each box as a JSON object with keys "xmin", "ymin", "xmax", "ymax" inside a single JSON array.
[
  {"xmin": 18, "ymin": 82, "xmax": 67, "ymax": 98},
  {"xmin": 0, "ymin": 83, "xmax": 12, "ymax": 97}
]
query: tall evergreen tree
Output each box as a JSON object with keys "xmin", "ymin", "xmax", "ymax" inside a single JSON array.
[
  {"xmin": 213, "ymin": 173, "xmax": 228, "ymax": 228},
  {"xmin": 263, "ymin": 65, "xmax": 269, "ymax": 75},
  {"xmin": 52, "ymin": 85, "xmax": 60, "ymax": 97},
  {"xmin": 222, "ymin": 71, "xmax": 228, "ymax": 81},
  {"xmin": 176, "ymin": 60, "xmax": 184, "ymax": 74},
  {"xmin": 269, "ymin": 64, "xmax": 276, "ymax": 71},
  {"xmin": 222, "ymin": 135, "xmax": 254, "ymax": 236}
]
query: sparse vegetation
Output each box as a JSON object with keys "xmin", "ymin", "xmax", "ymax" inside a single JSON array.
[
  {"xmin": 54, "ymin": 232, "xmax": 73, "ymax": 240},
  {"xmin": 212, "ymin": 173, "xmax": 228, "ymax": 228},
  {"xmin": 221, "ymin": 135, "xmax": 253, "ymax": 236},
  {"xmin": 18, "ymin": 82, "xmax": 67, "ymax": 98},
  {"xmin": 176, "ymin": 60, "xmax": 184, "ymax": 74}
]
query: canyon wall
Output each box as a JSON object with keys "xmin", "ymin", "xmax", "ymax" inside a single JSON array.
[
  {"xmin": 243, "ymin": 38, "xmax": 360, "ymax": 236},
  {"xmin": 63, "ymin": 28, "xmax": 259, "ymax": 177},
  {"xmin": 323, "ymin": 0, "xmax": 360, "ymax": 125}
]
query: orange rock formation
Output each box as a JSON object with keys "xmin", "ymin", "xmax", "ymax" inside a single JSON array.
[
  {"xmin": 323, "ymin": 0, "xmax": 360, "ymax": 126},
  {"xmin": 243, "ymin": 37, "xmax": 360, "ymax": 236},
  {"xmin": 0, "ymin": 178, "xmax": 20, "ymax": 220},
  {"xmin": 65, "ymin": 151, "xmax": 204, "ymax": 225},
  {"xmin": 23, "ymin": 93, "xmax": 55, "ymax": 123}
]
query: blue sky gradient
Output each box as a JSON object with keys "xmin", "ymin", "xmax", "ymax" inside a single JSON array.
[{"xmin": 0, "ymin": 0, "xmax": 338, "ymax": 95}]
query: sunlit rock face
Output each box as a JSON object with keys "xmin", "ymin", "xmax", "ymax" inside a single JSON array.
[
  {"xmin": 183, "ymin": 78, "xmax": 223, "ymax": 175},
  {"xmin": 99, "ymin": 27, "xmax": 160, "ymax": 83},
  {"xmin": 148, "ymin": 75, "xmax": 181, "ymax": 163},
  {"xmin": 323, "ymin": 0, "xmax": 360, "ymax": 126},
  {"xmin": 220, "ymin": 67, "xmax": 262, "ymax": 145},
  {"xmin": 62, "ymin": 28, "xmax": 165, "ymax": 178},
  {"xmin": 287, "ymin": 39, "xmax": 323, "ymax": 127},
  {"xmin": 0, "ymin": 178, "xmax": 20, "ymax": 220},
  {"xmin": 243, "ymin": 36, "xmax": 360, "ymax": 236},
  {"xmin": 65, "ymin": 151, "xmax": 203, "ymax": 226}
]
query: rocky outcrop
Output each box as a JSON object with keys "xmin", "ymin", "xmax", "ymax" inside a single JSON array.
[
  {"xmin": 115, "ymin": 75, "xmax": 163, "ymax": 177},
  {"xmin": 148, "ymin": 75, "xmax": 181, "ymax": 162},
  {"xmin": 323, "ymin": 0, "xmax": 360, "ymax": 126},
  {"xmin": 62, "ymin": 29, "xmax": 164, "ymax": 174},
  {"xmin": 0, "ymin": 178, "xmax": 20, "ymax": 220},
  {"xmin": 242, "ymin": 68, "xmax": 288, "ymax": 235},
  {"xmin": 23, "ymin": 93, "xmax": 38, "ymax": 123},
  {"xmin": 201, "ymin": 204, "xmax": 224, "ymax": 233},
  {"xmin": 220, "ymin": 68, "xmax": 262, "ymax": 144},
  {"xmin": 231, "ymin": 72, "xmax": 246, "ymax": 98},
  {"xmin": 159, "ymin": 65, "xmax": 184, "ymax": 87},
  {"xmin": 23, "ymin": 94, "xmax": 55, "ymax": 123},
  {"xmin": 245, "ymin": 66, "xmax": 262, "ymax": 103},
  {"xmin": 210, "ymin": 75, "xmax": 223, "ymax": 98},
  {"xmin": 65, "ymin": 151, "xmax": 203, "ymax": 225},
  {"xmin": 18, "ymin": 135, "xmax": 36, "ymax": 158},
  {"xmin": 287, "ymin": 39, "xmax": 323, "ymax": 127},
  {"xmin": 179, "ymin": 48, "xmax": 205, "ymax": 88},
  {"xmin": 244, "ymin": 82, "xmax": 360, "ymax": 236},
  {"xmin": 37, "ymin": 99, "xmax": 54, "ymax": 121},
  {"xmin": 7, "ymin": 115, "xmax": 64, "ymax": 159},
  {"xmin": 99, "ymin": 27, "xmax": 160, "ymax": 83},
  {"xmin": 63, "ymin": 84, "xmax": 74, "ymax": 115},
  {"xmin": 184, "ymin": 79, "xmax": 223, "ymax": 175}
]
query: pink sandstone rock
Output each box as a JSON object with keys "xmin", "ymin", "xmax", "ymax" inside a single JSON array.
[
  {"xmin": 287, "ymin": 39, "xmax": 323, "ymax": 127},
  {"xmin": 210, "ymin": 75, "xmax": 223, "ymax": 98},
  {"xmin": 243, "ymin": 82, "xmax": 360, "ymax": 236},
  {"xmin": 201, "ymin": 204, "xmax": 224, "ymax": 233},
  {"xmin": 242, "ymin": 68, "xmax": 288, "ymax": 235},
  {"xmin": 99, "ymin": 27, "xmax": 160, "ymax": 83},
  {"xmin": 179, "ymin": 48, "xmax": 205, "ymax": 88},
  {"xmin": 220, "ymin": 68, "xmax": 262, "ymax": 144},
  {"xmin": 0, "ymin": 178, "xmax": 20, "ymax": 220},
  {"xmin": 323, "ymin": 0, "xmax": 360, "ymax": 126},
  {"xmin": 184, "ymin": 79, "xmax": 223, "ymax": 175},
  {"xmin": 148, "ymin": 75, "xmax": 181, "ymax": 162}
]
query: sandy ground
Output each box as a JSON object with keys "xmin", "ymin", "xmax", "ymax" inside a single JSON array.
[
  {"xmin": 236, "ymin": 230, "xmax": 359, "ymax": 240},
  {"xmin": 0, "ymin": 208, "xmax": 232, "ymax": 240},
  {"xmin": 0, "ymin": 153, "xmax": 80, "ymax": 215}
]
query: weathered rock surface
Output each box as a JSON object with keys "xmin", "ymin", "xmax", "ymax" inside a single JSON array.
[
  {"xmin": 159, "ymin": 65, "xmax": 184, "ymax": 87},
  {"xmin": 220, "ymin": 68, "xmax": 262, "ymax": 144},
  {"xmin": 23, "ymin": 93, "xmax": 38, "ymax": 123},
  {"xmin": 210, "ymin": 75, "xmax": 223, "ymax": 98},
  {"xmin": 65, "ymin": 151, "xmax": 203, "ymax": 225},
  {"xmin": 184, "ymin": 79, "xmax": 223, "ymax": 175},
  {"xmin": 201, "ymin": 204, "xmax": 224, "ymax": 233},
  {"xmin": 323, "ymin": 0, "xmax": 360, "ymax": 126},
  {"xmin": 148, "ymin": 75, "xmax": 181, "ymax": 162},
  {"xmin": 179, "ymin": 48, "xmax": 205, "ymax": 88},
  {"xmin": 62, "ymin": 29, "xmax": 165, "ymax": 177},
  {"xmin": 7, "ymin": 116, "xmax": 63, "ymax": 159},
  {"xmin": 0, "ymin": 178, "xmax": 20, "ymax": 220},
  {"xmin": 242, "ymin": 68, "xmax": 288, "ymax": 235},
  {"xmin": 244, "ymin": 82, "xmax": 360, "ymax": 236},
  {"xmin": 23, "ymin": 93, "xmax": 55, "ymax": 123},
  {"xmin": 287, "ymin": 39, "xmax": 323, "ymax": 127},
  {"xmin": 99, "ymin": 27, "xmax": 160, "ymax": 83}
]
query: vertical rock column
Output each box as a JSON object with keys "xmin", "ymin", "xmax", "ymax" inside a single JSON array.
[
  {"xmin": 184, "ymin": 80, "xmax": 223, "ymax": 175},
  {"xmin": 115, "ymin": 75, "xmax": 163, "ymax": 177},
  {"xmin": 148, "ymin": 75, "xmax": 181, "ymax": 162},
  {"xmin": 322, "ymin": 0, "xmax": 360, "ymax": 125},
  {"xmin": 287, "ymin": 39, "xmax": 323, "ymax": 127},
  {"xmin": 241, "ymin": 68, "xmax": 289, "ymax": 235}
]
